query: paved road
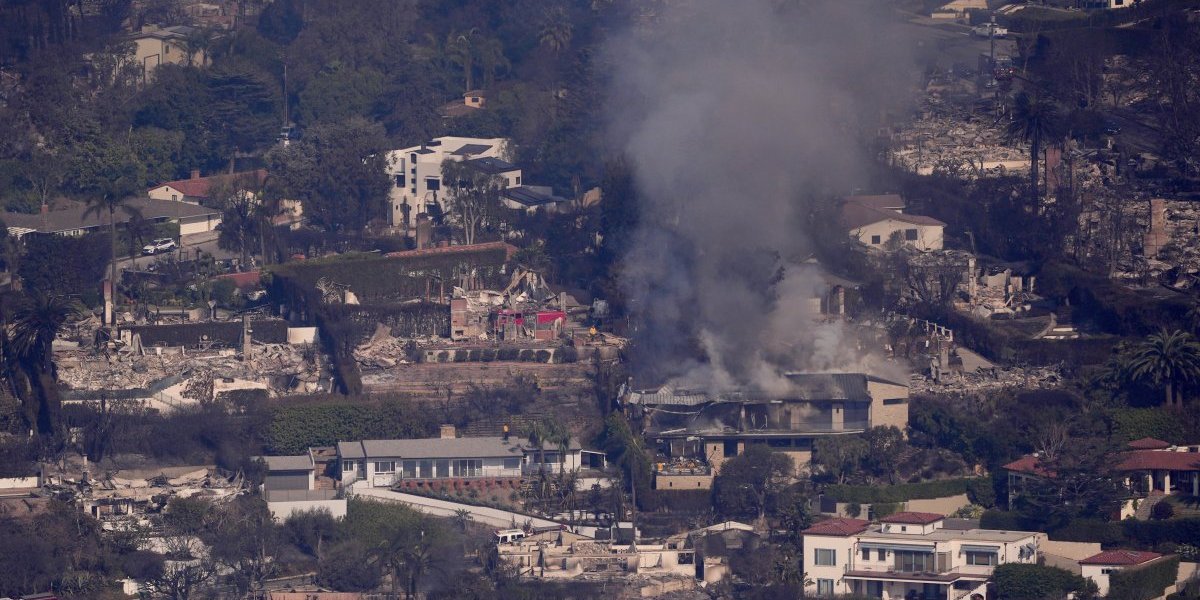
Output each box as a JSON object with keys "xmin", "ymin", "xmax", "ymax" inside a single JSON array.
[
  {"xmin": 350, "ymin": 486, "xmax": 570, "ymax": 531},
  {"xmin": 118, "ymin": 231, "xmax": 238, "ymax": 273}
]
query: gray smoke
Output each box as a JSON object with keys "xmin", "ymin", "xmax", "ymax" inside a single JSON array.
[{"xmin": 607, "ymin": 0, "xmax": 915, "ymax": 390}]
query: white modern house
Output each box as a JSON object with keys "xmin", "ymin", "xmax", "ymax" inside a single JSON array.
[
  {"xmin": 384, "ymin": 136, "xmax": 522, "ymax": 228},
  {"xmin": 802, "ymin": 513, "xmax": 1042, "ymax": 599},
  {"xmin": 840, "ymin": 194, "xmax": 946, "ymax": 251},
  {"xmin": 336, "ymin": 426, "xmax": 600, "ymax": 489}
]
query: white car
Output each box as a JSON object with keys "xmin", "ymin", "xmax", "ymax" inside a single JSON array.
[
  {"xmin": 142, "ymin": 238, "xmax": 177, "ymax": 255},
  {"xmin": 973, "ymin": 24, "xmax": 1007, "ymax": 38}
]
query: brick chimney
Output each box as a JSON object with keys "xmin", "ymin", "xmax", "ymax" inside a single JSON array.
[
  {"xmin": 439, "ymin": 424, "xmax": 456, "ymax": 439},
  {"xmin": 191, "ymin": 168, "xmax": 201, "ymax": 180}
]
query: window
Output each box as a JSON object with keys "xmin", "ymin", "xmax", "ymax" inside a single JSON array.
[
  {"xmin": 436, "ymin": 459, "xmax": 450, "ymax": 478},
  {"xmin": 1102, "ymin": 567, "xmax": 1119, "ymax": 575},
  {"xmin": 965, "ymin": 551, "xmax": 996, "ymax": 566},
  {"xmin": 171, "ymin": 194, "xmax": 178, "ymax": 201},
  {"xmin": 900, "ymin": 526, "xmax": 907, "ymax": 532},
  {"xmin": 816, "ymin": 579, "xmax": 834, "ymax": 596},
  {"xmin": 503, "ymin": 457, "xmax": 522, "ymax": 470},
  {"xmin": 814, "ymin": 549, "xmax": 836, "ymax": 566},
  {"xmin": 515, "ymin": 176, "xmax": 522, "ymax": 185},
  {"xmin": 453, "ymin": 459, "xmax": 482, "ymax": 477},
  {"xmin": 410, "ymin": 153, "xmax": 417, "ymax": 163},
  {"xmin": 883, "ymin": 398, "xmax": 908, "ymax": 405},
  {"xmin": 374, "ymin": 461, "xmax": 395, "ymax": 473},
  {"xmin": 905, "ymin": 228, "xmax": 919, "ymax": 241},
  {"xmin": 877, "ymin": 549, "xmax": 886, "ymax": 561},
  {"xmin": 402, "ymin": 460, "xmax": 417, "ymax": 478},
  {"xmin": 870, "ymin": 235, "xmax": 881, "ymax": 244},
  {"xmin": 342, "ymin": 460, "xmax": 356, "ymax": 473},
  {"xmin": 895, "ymin": 550, "xmax": 936, "ymax": 572},
  {"xmin": 426, "ymin": 178, "xmax": 441, "ymax": 191},
  {"xmin": 861, "ymin": 548, "xmax": 871, "ymax": 561},
  {"xmin": 395, "ymin": 174, "xmax": 406, "ymax": 187}
]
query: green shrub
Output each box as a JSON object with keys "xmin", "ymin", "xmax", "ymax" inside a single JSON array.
[
  {"xmin": 1152, "ymin": 501, "xmax": 1175, "ymax": 520},
  {"xmin": 845, "ymin": 503, "xmax": 862, "ymax": 518},
  {"xmin": 993, "ymin": 563, "xmax": 1094, "ymax": 599},
  {"xmin": 1109, "ymin": 555, "xmax": 1179, "ymax": 600},
  {"xmin": 872, "ymin": 502, "xmax": 901, "ymax": 519},
  {"xmin": 266, "ymin": 400, "xmax": 437, "ymax": 454}
]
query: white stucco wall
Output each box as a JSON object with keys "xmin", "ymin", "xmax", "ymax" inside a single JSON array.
[
  {"xmin": 267, "ymin": 498, "xmax": 347, "ymax": 522},
  {"xmin": 851, "ymin": 219, "xmax": 944, "ymax": 251}
]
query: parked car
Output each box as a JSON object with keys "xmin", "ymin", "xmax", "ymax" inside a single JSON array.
[
  {"xmin": 142, "ymin": 238, "xmax": 177, "ymax": 255},
  {"xmin": 973, "ymin": 23, "xmax": 1007, "ymax": 38}
]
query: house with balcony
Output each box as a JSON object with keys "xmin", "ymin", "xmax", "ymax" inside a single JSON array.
[
  {"xmin": 1003, "ymin": 438, "xmax": 1200, "ymax": 513},
  {"xmin": 383, "ymin": 137, "xmax": 520, "ymax": 228},
  {"xmin": 802, "ymin": 513, "xmax": 1042, "ymax": 599},
  {"xmin": 335, "ymin": 425, "xmax": 603, "ymax": 489},
  {"xmin": 624, "ymin": 373, "xmax": 908, "ymax": 482}
]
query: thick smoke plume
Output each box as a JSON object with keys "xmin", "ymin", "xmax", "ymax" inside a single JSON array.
[{"xmin": 607, "ymin": 0, "xmax": 914, "ymax": 390}]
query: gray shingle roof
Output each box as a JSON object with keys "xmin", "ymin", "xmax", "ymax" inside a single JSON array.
[
  {"xmin": 3, "ymin": 198, "xmax": 219, "ymax": 235},
  {"xmin": 337, "ymin": 436, "xmax": 581, "ymax": 460},
  {"xmin": 257, "ymin": 455, "xmax": 314, "ymax": 471}
]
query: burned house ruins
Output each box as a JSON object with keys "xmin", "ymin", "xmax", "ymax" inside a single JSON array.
[{"xmin": 622, "ymin": 373, "xmax": 909, "ymax": 488}]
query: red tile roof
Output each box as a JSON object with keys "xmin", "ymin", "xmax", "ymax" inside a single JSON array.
[
  {"xmin": 802, "ymin": 518, "xmax": 870, "ymax": 537},
  {"xmin": 880, "ymin": 511, "xmax": 944, "ymax": 525},
  {"xmin": 1080, "ymin": 550, "xmax": 1162, "ymax": 566},
  {"xmin": 1002, "ymin": 455, "xmax": 1053, "ymax": 477},
  {"xmin": 385, "ymin": 241, "xmax": 517, "ymax": 261},
  {"xmin": 1127, "ymin": 437, "xmax": 1172, "ymax": 450},
  {"xmin": 1116, "ymin": 449, "xmax": 1200, "ymax": 472},
  {"xmin": 840, "ymin": 200, "xmax": 945, "ymax": 231},
  {"xmin": 152, "ymin": 169, "xmax": 268, "ymax": 199}
]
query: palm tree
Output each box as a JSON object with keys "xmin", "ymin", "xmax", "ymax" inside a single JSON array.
[
  {"xmin": 539, "ymin": 8, "xmax": 574, "ymax": 54},
  {"xmin": 83, "ymin": 148, "xmax": 144, "ymax": 323},
  {"xmin": 1006, "ymin": 91, "xmax": 1060, "ymax": 211},
  {"xmin": 1126, "ymin": 329, "xmax": 1200, "ymax": 409},
  {"xmin": 446, "ymin": 28, "xmax": 479, "ymax": 92},
  {"xmin": 10, "ymin": 294, "xmax": 80, "ymax": 434}
]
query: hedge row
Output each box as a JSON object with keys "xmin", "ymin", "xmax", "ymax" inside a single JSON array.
[
  {"xmin": 981, "ymin": 510, "xmax": 1200, "ymax": 549},
  {"xmin": 266, "ymin": 402, "xmax": 438, "ymax": 454},
  {"xmin": 1109, "ymin": 555, "xmax": 1180, "ymax": 600},
  {"xmin": 823, "ymin": 477, "xmax": 983, "ymax": 503}
]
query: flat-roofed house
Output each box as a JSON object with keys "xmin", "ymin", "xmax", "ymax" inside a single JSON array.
[{"xmin": 802, "ymin": 513, "xmax": 1043, "ymax": 599}]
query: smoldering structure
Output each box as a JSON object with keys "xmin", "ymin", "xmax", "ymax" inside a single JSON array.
[
  {"xmin": 621, "ymin": 373, "xmax": 909, "ymax": 486},
  {"xmin": 606, "ymin": 0, "xmax": 916, "ymax": 388}
]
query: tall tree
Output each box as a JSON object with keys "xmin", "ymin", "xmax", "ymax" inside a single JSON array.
[
  {"xmin": 713, "ymin": 444, "xmax": 794, "ymax": 526},
  {"xmin": 446, "ymin": 29, "xmax": 480, "ymax": 92},
  {"xmin": 10, "ymin": 294, "xmax": 79, "ymax": 434},
  {"xmin": 1126, "ymin": 329, "xmax": 1200, "ymax": 409},
  {"xmin": 268, "ymin": 118, "xmax": 390, "ymax": 232},
  {"xmin": 539, "ymin": 8, "xmax": 574, "ymax": 54},
  {"xmin": 80, "ymin": 141, "xmax": 146, "ymax": 311},
  {"xmin": 1006, "ymin": 92, "xmax": 1060, "ymax": 211},
  {"xmin": 441, "ymin": 158, "xmax": 505, "ymax": 245},
  {"xmin": 813, "ymin": 435, "xmax": 867, "ymax": 485}
]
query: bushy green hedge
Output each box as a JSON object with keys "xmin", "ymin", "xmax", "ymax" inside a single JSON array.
[
  {"xmin": 993, "ymin": 563, "xmax": 1092, "ymax": 599},
  {"xmin": 1123, "ymin": 518, "xmax": 1200, "ymax": 547},
  {"xmin": 981, "ymin": 509, "xmax": 1200, "ymax": 549},
  {"xmin": 1109, "ymin": 555, "xmax": 1180, "ymax": 600},
  {"xmin": 824, "ymin": 477, "xmax": 981, "ymax": 503},
  {"xmin": 1110, "ymin": 408, "xmax": 1189, "ymax": 444},
  {"xmin": 267, "ymin": 401, "xmax": 437, "ymax": 454}
]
